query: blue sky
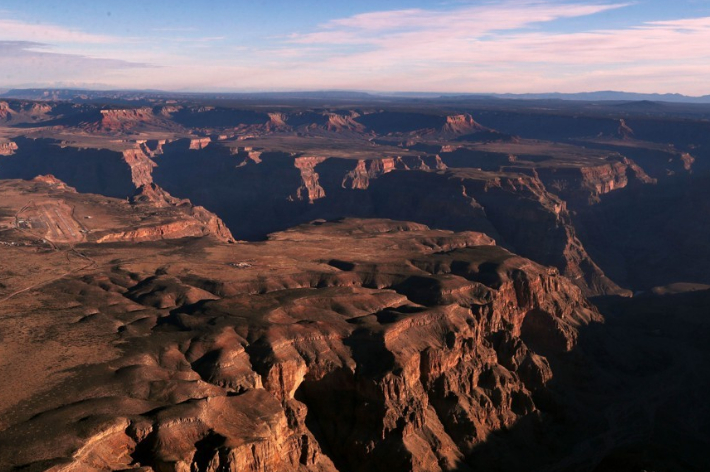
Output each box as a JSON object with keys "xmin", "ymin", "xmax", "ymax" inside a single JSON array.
[{"xmin": 1, "ymin": 0, "xmax": 709, "ymax": 94}]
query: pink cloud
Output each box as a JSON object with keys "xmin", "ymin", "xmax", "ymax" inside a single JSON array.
[{"xmin": 0, "ymin": 18, "xmax": 116, "ymax": 44}]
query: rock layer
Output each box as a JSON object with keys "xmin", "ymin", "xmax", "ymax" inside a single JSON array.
[{"xmin": 0, "ymin": 215, "xmax": 600, "ymax": 472}]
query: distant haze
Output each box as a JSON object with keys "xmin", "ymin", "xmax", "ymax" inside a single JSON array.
[{"xmin": 0, "ymin": 0, "xmax": 709, "ymax": 95}]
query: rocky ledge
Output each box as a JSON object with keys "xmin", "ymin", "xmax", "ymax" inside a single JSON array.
[{"xmin": 0, "ymin": 215, "xmax": 599, "ymax": 472}]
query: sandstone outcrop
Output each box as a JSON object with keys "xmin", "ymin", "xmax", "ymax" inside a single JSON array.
[
  {"xmin": 326, "ymin": 112, "xmax": 366, "ymax": 132},
  {"xmin": 0, "ymin": 101, "xmax": 14, "ymax": 120},
  {"xmin": 123, "ymin": 148, "xmax": 157, "ymax": 188},
  {"xmin": 2, "ymin": 99, "xmax": 708, "ymax": 295},
  {"xmin": 78, "ymin": 107, "xmax": 182, "ymax": 134},
  {"xmin": 534, "ymin": 156, "xmax": 656, "ymax": 206},
  {"xmin": 128, "ymin": 184, "xmax": 235, "ymax": 243},
  {"xmin": 189, "ymin": 137, "xmax": 211, "ymax": 150},
  {"xmin": 1, "ymin": 94, "xmax": 710, "ymax": 470},
  {"xmin": 292, "ymin": 156, "xmax": 328, "ymax": 202},
  {"xmin": 341, "ymin": 156, "xmax": 447, "ymax": 190},
  {"xmin": 267, "ymin": 112, "xmax": 290, "ymax": 130},
  {"xmin": 0, "ymin": 215, "xmax": 600, "ymax": 472},
  {"xmin": 441, "ymin": 113, "xmax": 489, "ymax": 136},
  {"xmin": 31, "ymin": 174, "xmax": 77, "ymax": 191},
  {"xmin": 0, "ymin": 141, "xmax": 18, "ymax": 155},
  {"xmin": 96, "ymin": 108, "xmax": 154, "ymax": 132}
]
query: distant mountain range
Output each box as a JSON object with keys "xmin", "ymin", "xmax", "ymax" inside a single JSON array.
[
  {"xmin": 455, "ymin": 91, "xmax": 710, "ymax": 103},
  {"xmin": 0, "ymin": 88, "xmax": 378, "ymax": 103},
  {"xmin": 2, "ymin": 88, "xmax": 710, "ymax": 104}
]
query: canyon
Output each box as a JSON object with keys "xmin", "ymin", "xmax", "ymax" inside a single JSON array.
[{"xmin": 0, "ymin": 93, "xmax": 709, "ymax": 471}]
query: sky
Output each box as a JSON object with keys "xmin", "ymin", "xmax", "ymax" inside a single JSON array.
[{"xmin": 1, "ymin": 0, "xmax": 709, "ymax": 95}]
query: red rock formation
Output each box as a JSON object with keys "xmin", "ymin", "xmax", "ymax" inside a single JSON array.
[
  {"xmin": 342, "ymin": 156, "xmax": 445, "ymax": 190},
  {"xmin": 0, "ymin": 102, "xmax": 14, "ymax": 120},
  {"xmin": 189, "ymin": 137, "xmax": 211, "ymax": 150},
  {"xmin": 122, "ymin": 148, "xmax": 157, "ymax": 188},
  {"xmin": 31, "ymin": 174, "xmax": 77, "ymax": 192},
  {"xmin": 292, "ymin": 156, "xmax": 328, "ymax": 202},
  {"xmin": 0, "ymin": 218, "xmax": 600, "ymax": 472},
  {"xmin": 28, "ymin": 103, "xmax": 53, "ymax": 117},
  {"xmin": 233, "ymin": 148, "xmax": 264, "ymax": 167},
  {"xmin": 0, "ymin": 141, "xmax": 18, "ymax": 156},
  {"xmin": 96, "ymin": 108, "xmax": 154, "ymax": 132},
  {"xmin": 129, "ymin": 184, "xmax": 235, "ymax": 243},
  {"xmin": 138, "ymin": 139, "xmax": 166, "ymax": 157},
  {"xmin": 343, "ymin": 158, "xmax": 396, "ymax": 189},
  {"xmin": 326, "ymin": 112, "xmax": 366, "ymax": 132},
  {"xmin": 534, "ymin": 156, "xmax": 656, "ymax": 205},
  {"xmin": 442, "ymin": 113, "xmax": 489, "ymax": 135},
  {"xmin": 680, "ymin": 152, "xmax": 695, "ymax": 171},
  {"xmin": 78, "ymin": 107, "xmax": 181, "ymax": 134},
  {"xmin": 447, "ymin": 170, "xmax": 626, "ymax": 296},
  {"xmin": 188, "ymin": 204, "xmax": 235, "ymax": 243},
  {"xmin": 267, "ymin": 112, "xmax": 290, "ymax": 131},
  {"xmin": 95, "ymin": 219, "xmax": 221, "ymax": 243},
  {"xmin": 158, "ymin": 105, "xmax": 182, "ymax": 117}
]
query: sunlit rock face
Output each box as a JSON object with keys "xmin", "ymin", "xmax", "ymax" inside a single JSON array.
[{"xmin": 1, "ymin": 95, "xmax": 710, "ymax": 471}]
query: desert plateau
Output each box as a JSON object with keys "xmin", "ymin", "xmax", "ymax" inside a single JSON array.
[
  {"xmin": 0, "ymin": 91, "xmax": 708, "ymax": 471},
  {"xmin": 2, "ymin": 0, "xmax": 710, "ymax": 470}
]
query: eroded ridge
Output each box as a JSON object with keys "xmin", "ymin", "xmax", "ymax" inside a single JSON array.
[{"xmin": 0, "ymin": 190, "xmax": 598, "ymax": 472}]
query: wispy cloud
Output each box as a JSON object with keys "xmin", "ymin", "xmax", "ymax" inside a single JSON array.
[
  {"xmin": 0, "ymin": 41, "xmax": 149, "ymax": 86},
  {"xmin": 250, "ymin": 1, "xmax": 709, "ymax": 94},
  {"xmin": 289, "ymin": 1, "xmax": 629, "ymax": 44},
  {"xmin": 0, "ymin": 18, "xmax": 116, "ymax": 44},
  {"xmin": 1, "ymin": 1, "xmax": 709, "ymax": 95}
]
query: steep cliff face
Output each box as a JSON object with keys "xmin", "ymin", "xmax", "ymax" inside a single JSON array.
[
  {"xmin": 534, "ymin": 156, "xmax": 656, "ymax": 206},
  {"xmin": 292, "ymin": 156, "xmax": 328, "ymax": 202},
  {"xmin": 280, "ymin": 248, "xmax": 596, "ymax": 472},
  {"xmin": 147, "ymin": 145, "xmax": 623, "ymax": 295},
  {"xmin": 341, "ymin": 156, "xmax": 446, "ymax": 190},
  {"xmin": 326, "ymin": 112, "xmax": 366, "ymax": 132},
  {"xmin": 138, "ymin": 139, "xmax": 166, "ymax": 156},
  {"xmin": 0, "ymin": 141, "xmax": 18, "ymax": 156},
  {"xmin": 0, "ymin": 135, "xmax": 625, "ymax": 295},
  {"xmin": 0, "ymin": 218, "xmax": 600, "ymax": 472},
  {"xmin": 77, "ymin": 107, "xmax": 183, "ymax": 134},
  {"xmin": 441, "ymin": 113, "xmax": 489, "ymax": 136},
  {"xmin": 187, "ymin": 204, "xmax": 236, "ymax": 243},
  {"xmin": 158, "ymin": 105, "xmax": 182, "ymax": 117},
  {"xmin": 95, "ymin": 217, "xmax": 231, "ymax": 244},
  {"xmin": 95, "ymin": 220, "xmax": 217, "ymax": 243},
  {"xmin": 0, "ymin": 102, "xmax": 13, "ymax": 120},
  {"xmin": 95, "ymin": 108, "xmax": 153, "ymax": 132},
  {"xmin": 116, "ymin": 144, "xmax": 234, "ymax": 243},
  {"xmin": 449, "ymin": 170, "xmax": 625, "ymax": 296},
  {"xmin": 122, "ymin": 148, "xmax": 157, "ymax": 188},
  {"xmin": 189, "ymin": 137, "xmax": 211, "ymax": 150},
  {"xmin": 125, "ymin": 184, "xmax": 235, "ymax": 243},
  {"xmin": 267, "ymin": 112, "xmax": 290, "ymax": 131}
]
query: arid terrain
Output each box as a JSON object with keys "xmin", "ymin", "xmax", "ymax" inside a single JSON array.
[{"xmin": 0, "ymin": 91, "xmax": 709, "ymax": 471}]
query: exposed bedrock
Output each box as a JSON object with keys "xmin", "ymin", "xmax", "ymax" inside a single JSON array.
[
  {"xmin": 1, "ymin": 135, "xmax": 695, "ymax": 294},
  {"xmin": 0, "ymin": 137, "xmax": 618, "ymax": 295},
  {"xmin": 0, "ymin": 219, "xmax": 601, "ymax": 472},
  {"xmin": 531, "ymin": 157, "xmax": 655, "ymax": 207},
  {"xmin": 152, "ymin": 147, "xmax": 625, "ymax": 295},
  {"xmin": 0, "ymin": 141, "xmax": 18, "ymax": 156}
]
